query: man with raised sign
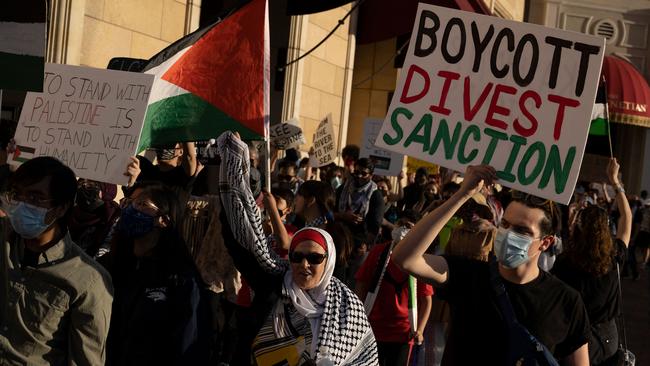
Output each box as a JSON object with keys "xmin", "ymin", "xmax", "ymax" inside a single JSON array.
[{"xmin": 392, "ymin": 164, "xmax": 590, "ymax": 365}]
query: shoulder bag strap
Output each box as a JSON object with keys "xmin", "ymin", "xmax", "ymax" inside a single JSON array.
[
  {"xmin": 488, "ymin": 256, "xmax": 518, "ymax": 327},
  {"xmin": 615, "ymin": 262, "xmax": 629, "ymax": 353}
]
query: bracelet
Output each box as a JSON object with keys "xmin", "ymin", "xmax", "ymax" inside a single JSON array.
[{"xmin": 614, "ymin": 185, "xmax": 625, "ymax": 194}]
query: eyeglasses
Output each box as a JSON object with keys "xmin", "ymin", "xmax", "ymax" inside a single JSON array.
[
  {"xmin": 353, "ymin": 170, "xmax": 371, "ymax": 178},
  {"xmin": 289, "ymin": 251, "xmax": 327, "ymax": 265},
  {"xmin": 3, "ymin": 191, "xmax": 55, "ymax": 208},
  {"xmin": 78, "ymin": 181, "xmax": 100, "ymax": 190},
  {"xmin": 119, "ymin": 197, "xmax": 162, "ymax": 216},
  {"xmin": 277, "ymin": 174, "xmax": 295, "ymax": 182}
]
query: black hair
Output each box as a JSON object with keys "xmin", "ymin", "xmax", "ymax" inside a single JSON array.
[
  {"xmin": 278, "ymin": 159, "xmax": 297, "ymax": 172},
  {"xmin": 299, "ymin": 157, "xmax": 310, "ymax": 167},
  {"xmin": 325, "ymin": 221, "xmax": 353, "ymax": 267},
  {"xmin": 10, "ymin": 156, "xmax": 77, "ymax": 207},
  {"xmin": 641, "ymin": 190, "xmax": 648, "ymax": 199},
  {"xmin": 272, "ymin": 187, "xmax": 295, "ymax": 209},
  {"xmin": 355, "ymin": 158, "xmax": 375, "ymax": 173},
  {"xmin": 400, "ymin": 209, "xmax": 422, "ymax": 224},
  {"xmin": 297, "ymin": 180, "xmax": 335, "ymax": 217},
  {"xmin": 441, "ymin": 182, "xmax": 460, "ymax": 195},
  {"xmin": 416, "ymin": 167, "xmax": 428, "ymax": 177},
  {"xmin": 0, "ymin": 119, "xmax": 17, "ymax": 149},
  {"xmin": 509, "ymin": 193, "xmax": 562, "ymax": 236},
  {"xmin": 342, "ymin": 144, "xmax": 360, "ymax": 161}
]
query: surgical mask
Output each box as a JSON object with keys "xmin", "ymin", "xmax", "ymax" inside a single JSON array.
[
  {"xmin": 391, "ymin": 226, "xmax": 411, "ymax": 243},
  {"xmin": 118, "ymin": 205, "xmax": 156, "ymax": 238},
  {"xmin": 493, "ymin": 227, "xmax": 534, "ymax": 269},
  {"xmin": 5, "ymin": 201, "xmax": 53, "ymax": 239},
  {"xmin": 331, "ymin": 176, "xmax": 343, "ymax": 189}
]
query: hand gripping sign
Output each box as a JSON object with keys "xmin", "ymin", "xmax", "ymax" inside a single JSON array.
[{"xmin": 374, "ymin": 4, "xmax": 605, "ymax": 204}]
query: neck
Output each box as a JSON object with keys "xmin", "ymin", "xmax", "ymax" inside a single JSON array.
[
  {"xmin": 23, "ymin": 225, "xmax": 63, "ymax": 253},
  {"xmin": 303, "ymin": 206, "xmax": 323, "ymax": 224},
  {"xmin": 158, "ymin": 160, "xmax": 177, "ymax": 171},
  {"xmin": 498, "ymin": 260, "xmax": 540, "ymax": 285}
]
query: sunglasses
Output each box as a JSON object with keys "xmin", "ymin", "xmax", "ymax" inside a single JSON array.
[
  {"xmin": 289, "ymin": 252, "xmax": 327, "ymax": 265},
  {"xmin": 353, "ymin": 170, "xmax": 371, "ymax": 178}
]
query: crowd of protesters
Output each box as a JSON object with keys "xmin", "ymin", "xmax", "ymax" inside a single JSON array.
[{"xmin": 0, "ymin": 125, "xmax": 648, "ymax": 366}]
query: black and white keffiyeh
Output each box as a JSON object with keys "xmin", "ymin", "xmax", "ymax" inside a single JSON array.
[
  {"xmin": 338, "ymin": 178, "xmax": 377, "ymax": 218},
  {"xmin": 217, "ymin": 132, "xmax": 378, "ymax": 366}
]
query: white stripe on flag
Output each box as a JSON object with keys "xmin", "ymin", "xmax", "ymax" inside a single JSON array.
[
  {"xmin": 145, "ymin": 46, "xmax": 192, "ymax": 104},
  {"xmin": 0, "ymin": 22, "xmax": 45, "ymax": 57},
  {"xmin": 591, "ymin": 103, "xmax": 605, "ymax": 120}
]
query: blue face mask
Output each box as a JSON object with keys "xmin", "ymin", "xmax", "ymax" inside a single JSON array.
[
  {"xmin": 5, "ymin": 201, "xmax": 53, "ymax": 239},
  {"xmin": 118, "ymin": 205, "xmax": 156, "ymax": 238},
  {"xmin": 493, "ymin": 227, "xmax": 535, "ymax": 269}
]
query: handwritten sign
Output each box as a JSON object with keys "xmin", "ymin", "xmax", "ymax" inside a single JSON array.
[
  {"xmin": 310, "ymin": 114, "xmax": 336, "ymax": 168},
  {"xmin": 10, "ymin": 63, "xmax": 154, "ymax": 185},
  {"xmin": 374, "ymin": 5, "xmax": 605, "ymax": 204},
  {"xmin": 270, "ymin": 118, "xmax": 305, "ymax": 150},
  {"xmin": 361, "ymin": 118, "xmax": 405, "ymax": 176}
]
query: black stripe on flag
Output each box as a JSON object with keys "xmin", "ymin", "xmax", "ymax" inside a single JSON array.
[
  {"xmin": 0, "ymin": 1, "xmax": 47, "ymax": 23},
  {"xmin": 17, "ymin": 145, "xmax": 35, "ymax": 154}
]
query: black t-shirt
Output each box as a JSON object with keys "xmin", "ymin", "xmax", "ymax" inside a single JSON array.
[
  {"xmin": 552, "ymin": 239, "xmax": 627, "ymax": 325},
  {"xmin": 437, "ymin": 256, "xmax": 590, "ymax": 365}
]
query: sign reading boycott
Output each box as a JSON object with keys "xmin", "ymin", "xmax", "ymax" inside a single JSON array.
[
  {"xmin": 270, "ymin": 118, "xmax": 305, "ymax": 150},
  {"xmin": 11, "ymin": 63, "xmax": 154, "ymax": 185},
  {"xmin": 310, "ymin": 114, "xmax": 336, "ymax": 167},
  {"xmin": 361, "ymin": 118, "xmax": 405, "ymax": 176},
  {"xmin": 374, "ymin": 5, "xmax": 605, "ymax": 203}
]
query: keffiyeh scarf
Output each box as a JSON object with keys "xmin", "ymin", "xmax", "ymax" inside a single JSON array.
[
  {"xmin": 338, "ymin": 178, "xmax": 377, "ymax": 218},
  {"xmin": 217, "ymin": 132, "xmax": 378, "ymax": 365}
]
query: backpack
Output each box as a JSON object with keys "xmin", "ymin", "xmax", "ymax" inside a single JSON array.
[{"xmin": 488, "ymin": 258, "xmax": 560, "ymax": 366}]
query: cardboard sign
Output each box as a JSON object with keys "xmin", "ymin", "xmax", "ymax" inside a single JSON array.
[
  {"xmin": 310, "ymin": 114, "xmax": 336, "ymax": 167},
  {"xmin": 361, "ymin": 118, "xmax": 405, "ymax": 176},
  {"xmin": 374, "ymin": 4, "xmax": 605, "ymax": 204},
  {"xmin": 270, "ymin": 118, "xmax": 305, "ymax": 150},
  {"xmin": 11, "ymin": 63, "xmax": 154, "ymax": 185}
]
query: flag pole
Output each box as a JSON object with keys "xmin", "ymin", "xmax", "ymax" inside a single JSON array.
[{"xmin": 602, "ymin": 76, "xmax": 614, "ymax": 158}]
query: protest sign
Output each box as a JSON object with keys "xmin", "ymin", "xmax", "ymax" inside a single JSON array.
[
  {"xmin": 310, "ymin": 114, "xmax": 336, "ymax": 167},
  {"xmin": 10, "ymin": 63, "xmax": 154, "ymax": 185},
  {"xmin": 270, "ymin": 118, "xmax": 305, "ymax": 150},
  {"xmin": 361, "ymin": 118, "xmax": 405, "ymax": 176},
  {"xmin": 374, "ymin": 4, "xmax": 605, "ymax": 203}
]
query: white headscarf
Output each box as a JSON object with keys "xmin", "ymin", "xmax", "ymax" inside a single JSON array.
[{"xmin": 283, "ymin": 227, "xmax": 336, "ymax": 354}]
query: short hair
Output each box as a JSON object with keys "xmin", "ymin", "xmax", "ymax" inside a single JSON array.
[
  {"xmin": 10, "ymin": 157, "xmax": 77, "ymax": 207},
  {"xmin": 416, "ymin": 167, "xmax": 428, "ymax": 177},
  {"xmin": 509, "ymin": 192, "xmax": 561, "ymax": 236},
  {"xmin": 375, "ymin": 177, "xmax": 392, "ymax": 191},
  {"xmin": 355, "ymin": 158, "xmax": 374, "ymax": 173},
  {"xmin": 297, "ymin": 180, "xmax": 335, "ymax": 216},
  {"xmin": 278, "ymin": 159, "xmax": 297, "ymax": 172},
  {"xmin": 641, "ymin": 190, "xmax": 648, "ymax": 199},
  {"xmin": 342, "ymin": 145, "xmax": 360, "ymax": 161}
]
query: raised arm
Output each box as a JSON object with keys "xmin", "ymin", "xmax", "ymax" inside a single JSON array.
[
  {"xmin": 608, "ymin": 158, "xmax": 632, "ymax": 246},
  {"xmin": 181, "ymin": 141, "xmax": 198, "ymax": 177},
  {"xmin": 218, "ymin": 132, "xmax": 286, "ymax": 276},
  {"xmin": 392, "ymin": 165, "xmax": 496, "ymax": 286}
]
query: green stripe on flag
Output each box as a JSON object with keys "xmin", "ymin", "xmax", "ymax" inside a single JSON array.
[
  {"xmin": 139, "ymin": 93, "xmax": 264, "ymax": 151},
  {"xmin": 589, "ymin": 103, "xmax": 608, "ymax": 136},
  {"xmin": 0, "ymin": 51, "xmax": 44, "ymax": 92}
]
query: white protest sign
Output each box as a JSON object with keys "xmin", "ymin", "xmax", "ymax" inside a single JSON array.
[
  {"xmin": 270, "ymin": 118, "xmax": 305, "ymax": 150},
  {"xmin": 310, "ymin": 114, "xmax": 336, "ymax": 167},
  {"xmin": 374, "ymin": 4, "xmax": 605, "ymax": 204},
  {"xmin": 10, "ymin": 63, "xmax": 154, "ymax": 185},
  {"xmin": 361, "ymin": 118, "xmax": 405, "ymax": 176}
]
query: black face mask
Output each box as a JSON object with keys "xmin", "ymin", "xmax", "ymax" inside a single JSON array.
[{"xmin": 76, "ymin": 186, "xmax": 104, "ymax": 212}]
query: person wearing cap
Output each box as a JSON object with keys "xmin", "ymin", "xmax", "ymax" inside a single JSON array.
[
  {"xmin": 392, "ymin": 164, "xmax": 591, "ymax": 366},
  {"xmin": 217, "ymin": 131, "xmax": 378, "ymax": 365}
]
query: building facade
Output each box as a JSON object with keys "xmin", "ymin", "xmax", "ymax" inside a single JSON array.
[{"xmin": 528, "ymin": 0, "xmax": 650, "ymax": 193}]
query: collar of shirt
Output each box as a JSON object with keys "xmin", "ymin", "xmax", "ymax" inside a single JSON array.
[{"xmin": 18, "ymin": 234, "xmax": 69, "ymax": 268}]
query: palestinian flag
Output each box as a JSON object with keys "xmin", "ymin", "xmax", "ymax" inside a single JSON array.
[
  {"xmin": 12, "ymin": 145, "xmax": 35, "ymax": 163},
  {"xmin": 138, "ymin": 0, "xmax": 269, "ymax": 151},
  {"xmin": 589, "ymin": 84, "xmax": 608, "ymax": 136},
  {"xmin": 0, "ymin": 1, "xmax": 47, "ymax": 92}
]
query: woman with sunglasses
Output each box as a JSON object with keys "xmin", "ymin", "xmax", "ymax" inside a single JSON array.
[
  {"xmin": 102, "ymin": 182, "xmax": 212, "ymax": 366},
  {"xmin": 218, "ymin": 131, "xmax": 378, "ymax": 366},
  {"xmin": 552, "ymin": 158, "xmax": 632, "ymax": 366}
]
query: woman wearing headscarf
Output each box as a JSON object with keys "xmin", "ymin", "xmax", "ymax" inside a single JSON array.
[
  {"xmin": 218, "ymin": 131, "xmax": 378, "ymax": 366},
  {"xmin": 553, "ymin": 158, "xmax": 632, "ymax": 366},
  {"xmin": 68, "ymin": 179, "xmax": 120, "ymax": 258}
]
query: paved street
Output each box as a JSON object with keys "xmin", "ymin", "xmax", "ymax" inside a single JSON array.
[{"xmin": 622, "ymin": 266, "xmax": 650, "ymax": 365}]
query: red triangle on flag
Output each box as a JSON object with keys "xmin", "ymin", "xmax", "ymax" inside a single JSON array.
[{"xmin": 161, "ymin": 0, "xmax": 267, "ymax": 137}]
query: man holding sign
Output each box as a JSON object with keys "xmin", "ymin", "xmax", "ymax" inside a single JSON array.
[{"xmin": 384, "ymin": 4, "xmax": 605, "ymax": 366}]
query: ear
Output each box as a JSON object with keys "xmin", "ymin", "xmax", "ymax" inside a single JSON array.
[
  {"xmin": 155, "ymin": 215, "xmax": 170, "ymax": 229},
  {"xmin": 539, "ymin": 235, "xmax": 555, "ymax": 252}
]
